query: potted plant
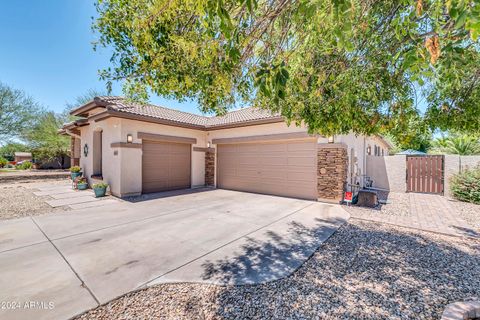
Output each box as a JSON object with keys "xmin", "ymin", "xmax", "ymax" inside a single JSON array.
[
  {"xmin": 76, "ymin": 177, "xmax": 89, "ymax": 190},
  {"xmin": 70, "ymin": 166, "xmax": 82, "ymax": 180},
  {"xmin": 92, "ymin": 182, "xmax": 108, "ymax": 197}
]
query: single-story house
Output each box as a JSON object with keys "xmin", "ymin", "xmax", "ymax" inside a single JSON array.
[
  {"xmin": 14, "ymin": 152, "xmax": 32, "ymax": 163},
  {"xmin": 60, "ymin": 96, "xmax": 391, "ymax": 202}
]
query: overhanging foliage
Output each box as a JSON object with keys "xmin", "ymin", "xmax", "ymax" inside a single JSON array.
[{"xmin": 94, "ymin": 0, "xmax": 480, "ymax": 138}]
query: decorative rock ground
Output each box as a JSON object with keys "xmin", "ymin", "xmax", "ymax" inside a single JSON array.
[{"xmin": 76, "ymin": 220, "xmax": 480, "ymax": 320}]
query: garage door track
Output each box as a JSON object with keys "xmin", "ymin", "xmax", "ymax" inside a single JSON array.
[{"xmin": 0, "ymin": 189, "xmax": 349, "ymax": 320}]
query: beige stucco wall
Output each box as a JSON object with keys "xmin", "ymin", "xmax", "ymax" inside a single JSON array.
[
  {"xmin": 335, "ymin": 134, "xmax": 366, "ymax": 188},
  {"xmin": 80, "ymin": 117, "xmax": 207, "ymax": 197},
  {"xmin": 79, "ymin": 118, "xmax": 122, "ymax": 196},
  {"xmin": 77, "ymin": 116, "xmax": 387, "ymax": 198},
  {"xmin": 119, "ymin": 118, "xmax": 207, "ymax": 194}
]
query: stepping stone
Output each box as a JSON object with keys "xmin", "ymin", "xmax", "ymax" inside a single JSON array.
[
  {"xmin": 69, "ymin": 199, "xmax": 119, "ymax": 210},
  {"xmin": 46, "ymin": 196, "xmax": 99, "ymax": 208}
]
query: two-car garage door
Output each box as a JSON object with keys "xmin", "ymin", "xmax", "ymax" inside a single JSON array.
[
  {"xmin": 141, "ymin": 137, "xmax": 317, "ymax": 200},
  {"xmin": 217, "ymin": 140, "xmax": 318, "ymax": 200}
]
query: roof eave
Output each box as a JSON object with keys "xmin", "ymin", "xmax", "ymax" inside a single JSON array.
[
  {"xmin": 93, "ymin": 110, "xmax": 285, "ymax": 131},
  {"xmin": 70, "ymin": 97, "xmax": 110, "ymax": 117},
  {"xmin": 206, "ymin": 117, "xmax": 285, "ymax": 130},
  {"xmin": 376, "ymin": 135, "xmax": 394, "ymax": 149},
  {"xmin": 93, "ymin": 110, "xmax": 207, "ymax": 130}
]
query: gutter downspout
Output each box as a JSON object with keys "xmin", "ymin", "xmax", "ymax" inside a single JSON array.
[{"xmin": 363, "ymin": 136, "xmax": 367, "ymax": 188}]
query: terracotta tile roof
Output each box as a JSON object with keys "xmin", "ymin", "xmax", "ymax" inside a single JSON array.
[
  {"xmin": 94, "ymin": 96, "xmax": 282, "ymax": 128},
  {"xmin": 207, "ymin": 107, "xmax": 281, "ymax": 126},
  {"xmin": 97, "ymin": 96, "xmax": 209, "ymax": 126}
]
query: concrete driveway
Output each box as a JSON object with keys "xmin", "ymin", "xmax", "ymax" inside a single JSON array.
[{"xmin": 0, "ymin": 188, "xmax": 349, "ymax": 320}]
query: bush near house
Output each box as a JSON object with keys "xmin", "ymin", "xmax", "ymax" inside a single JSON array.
[
  {"xmin": 450, "ymin": 166, "xmax": 480, "ymax": 204},
  {"xmin": 70, "ymin": 166, "xmax": 81, "ymax": 173},
  {"xmin": 0, "ymin": 157, "xmax": 7, "ymax": 168},
  {"xmin": 15, "ymin": 161, "xmax": 33, "ymax": 170}
]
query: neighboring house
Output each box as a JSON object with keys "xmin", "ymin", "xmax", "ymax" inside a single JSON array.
[
  {"xmin": 14, "ymin": 152, "xmax": 32, "ymax": 163},
  {"xmin": 60, "ymin": 96, "xmax": 391, "ymax": 203}
]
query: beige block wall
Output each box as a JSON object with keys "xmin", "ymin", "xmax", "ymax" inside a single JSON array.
[
  {"xmin": 444, "ymin": 155, "xmax": 480, "ymax": 198},
  {"xmin": 366, "ymin": 155, "xmax": 407, "ymax": 192}
]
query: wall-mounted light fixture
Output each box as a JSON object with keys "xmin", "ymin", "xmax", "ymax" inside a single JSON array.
[
  {"xmin": 207, "ymin": 141, "xmax": 211, "ymax": 148},
  {"xmin": 367, "ymin": 145, "xmax": 371, "ymax": 155},
  {"xmin": 83, "ymin": 144, "xmax": 89, "ymax": 157},
  {"xmin": 327, "ymin": 136, "xmax": 335, "ymax": 143},
  {"xmin": 127, "ymin": 134, "xmax": 133, "ymax": 143}
]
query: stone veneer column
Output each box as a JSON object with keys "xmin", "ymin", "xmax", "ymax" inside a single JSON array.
[
  {"xmin": 205, "ymin": 148, "xmax": 215, "ymax": 186},
  {"xmin": 317, "ymin": 143, "xmax": 348, "ymax": 203}
]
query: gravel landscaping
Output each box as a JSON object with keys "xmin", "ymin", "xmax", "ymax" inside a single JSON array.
[
  {"xmin": 449, "ymin": 200, "xmax": 480, "ymax": 231},
  {"xmin": 343, "ymin": 191, "xmax": 411, "ymax": 217},
  {"xmin": 77, "ymin": 220, "xmax": 480, "ymax": 320},
  {"xmin": 0, "ymin": 180, "xmax": 70, "ymax": 220}
]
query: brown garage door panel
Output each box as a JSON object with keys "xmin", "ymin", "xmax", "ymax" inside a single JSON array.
[
  {"xmin": 142, "ymin": 140, "xmax": 191, "ymax": 193},
  {"xmin": 217, "ymin": 140, "xmax": 317, "ymax": 200}
]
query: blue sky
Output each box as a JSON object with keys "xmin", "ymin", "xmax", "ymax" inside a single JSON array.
[{"xmin": 0, "ymin": 1, "xmax": 201, "ymax": 115}]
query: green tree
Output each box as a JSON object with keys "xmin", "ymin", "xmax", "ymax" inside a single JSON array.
[
  {"xmin": 22, "ymin": 112, "xmax": 70, "ymax": 167},
  {"xmin": 430, "ymin": 133, "xmax": 480, "ymax": 155},
  {"xmin": 65, "ymin": 88, "xmax": 107, "ymax": 112},
  {"xmin": 93, "ymin": 0, "xmax": 480, "ymax": 137},
  {"xmin": 0, "ymin": 143, "xmax": 30, "ymax": 161},
  {"xmin": 64, "ymin": 88, "xmax": 108, "ymax": 121},
  {"xmin": 0, "ymin": 82, "xmax": 43, "ymax": 142}
]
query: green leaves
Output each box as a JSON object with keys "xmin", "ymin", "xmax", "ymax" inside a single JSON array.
[
  {"xmin": 0, "ymin": 82, "xmax": 43, "ymax": 142},
  {"xmin": 254, "ymin": 62, "xmax": 289, "ymax": 105},
  {"xmin": 93, "ymin": 0, "xmax": 480, "ymax": 136}
]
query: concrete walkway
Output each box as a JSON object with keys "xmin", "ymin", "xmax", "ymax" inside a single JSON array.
[
  {"xmin": 349, "ymin": 193, "xmax": 478, "ymax": 238},
  {"xmin": 0, "ymin": 189, "xmax": 349, "ymax": 320},
  {"xmin": 28, "ymin": 181, "xmax": 120, "ymax": 209}
]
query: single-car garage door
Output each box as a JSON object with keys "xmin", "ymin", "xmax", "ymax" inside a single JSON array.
[
  {"xmin": 217, "ymin": 140, "xmax": 317, "ymax": 200},
  {"xmin": 142, "ymin": 140, "xmax": 191, "ymax": 193}
]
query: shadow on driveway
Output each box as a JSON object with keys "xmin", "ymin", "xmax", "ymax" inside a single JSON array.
[
  {"xmin": 76, "ymin": 220, "xmax": 480, "ymax": 319},
  {"xmin": 122, "ymin": 187, "xmax": 216, "ymax": 203},
  {"xmin": 199, "ymin": 217, "xmax": 346, "ymax": 285}
]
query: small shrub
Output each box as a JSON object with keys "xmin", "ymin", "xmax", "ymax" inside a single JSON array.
[
  {"xmin": 450, "ymin": 166, "xmax": 480, "ymax": 204},
  {"xmin": 0, "ymin": 157, "xmax": 7, "ymax": 168},
  {"xmin": 70, "ymin": 166, "xmax": 81, "ymax": 173},
  {"xmin": 15, "ymin": 161, "xmax": 33, "ymax": 170},
  {"xmin": 5, "ymin": 163, "xmax": 15, "ymax": 169},
  {"xmin": 93, "ymin": 182, "xmax": 108, "ymax": 189}
]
